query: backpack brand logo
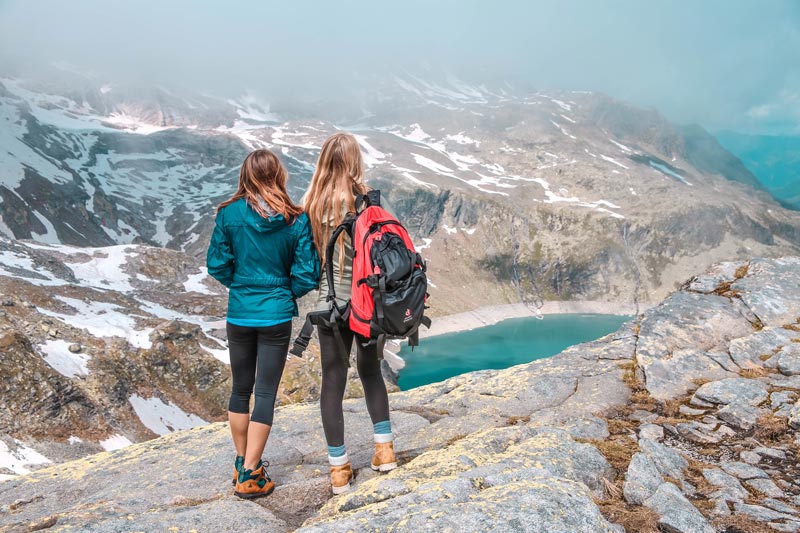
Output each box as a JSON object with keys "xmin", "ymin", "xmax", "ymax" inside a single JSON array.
[{"xmin": 403, "ymin": 308, "xmax": 413, "ymax": 323}]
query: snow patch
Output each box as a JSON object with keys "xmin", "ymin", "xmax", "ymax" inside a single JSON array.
[
  {"xmin": 100, "ymin": 434, "xmax": 132, "ymax": 451},
  {"xmin": 550, "ymin": 98, "xmax": 572, "ymax": 111},
  {"xmin": 40, "ymin": 296, "xmax": 152, "ymax": 349},
  {"xmin": 38, "ymin": 339, "xmax": 90, "ymax": 378},
  {"xmin": 599, "ymin": 154, "xmax": 629, "ymax": 169},
  {"xmin": 353, "ymin": 134, "xmax": 386, "ymax": 167},
  {"xmin": 31, "ymin": 211, "xmax": 59, "ymax": 244},
  {"xmin": 416, "ymin": 238, "xmax": 433, "ymax": 251},
  {"xmin": 0, "ymin": 250, "xmax": 63, "ymax": 286},
  {"xmin": 445, "ymin": 132, "xmax": 480, "ymax": 146},
  {"xmin": 183, "ymin": 267, "xmax": 213, "ymax": 295},
  {"xmin": 104, "ymin": 113, "xmax": 175, "ymax": 135},
  {"xmin": 0, "ymin": 439, "xmax": 50, "ymax": 475},
  {"xmin": 550, "ymin": 120, "xmax": 577, "ymax": 140},
  {"xmin": 412, "ymin": 153, "xmax": 455, "ymax": 176},
  {"xmin": 201, "ymin": 345, "xmax": 230, "ymax": 364},
  {"xmin": 609, "ymin": 139, "xmax": 632, "ymax": 152},
  {"xmin": 64, "ymin": 245, "xmax": 137, "ymax": 292},
  {"xmin": 128, "ymin": 394, "xmax": 206, "ymax": 436}
]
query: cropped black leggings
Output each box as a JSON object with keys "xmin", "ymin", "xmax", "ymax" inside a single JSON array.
[
  {"xmin": 319, "ymin": 324, "xmax": 390, "ymax": 447},
  {"xmin": 227, "ymin": 321, "xmax": 291, "ymax": 426}
]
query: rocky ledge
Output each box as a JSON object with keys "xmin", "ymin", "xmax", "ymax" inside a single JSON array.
[{"xmin": 1, "ymin": 257, "xmax": 799, "ymax": 532}]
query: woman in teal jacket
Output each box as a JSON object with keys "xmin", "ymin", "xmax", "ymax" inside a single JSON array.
[{"xmin": 207, "ymin": 148, "xmax": 319, "ymax": 499}]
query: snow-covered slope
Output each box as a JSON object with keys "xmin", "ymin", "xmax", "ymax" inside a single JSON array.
[
  {"xmin": 0, "ymin": 236, "xmax": 332, "ymax": 476},
  {"xmin": 2, "ymin": 73, "xmax": 800, "ymax": 309}
]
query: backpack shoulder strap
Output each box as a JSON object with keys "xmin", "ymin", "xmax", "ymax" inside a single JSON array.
[{"xmin": 324, "ymin": 213, "xmax": 358, "ymax": 303}]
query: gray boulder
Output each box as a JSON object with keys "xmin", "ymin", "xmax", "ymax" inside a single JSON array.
[
  {"xmin": 754, "ymin": 447, "xmax": 787, "ymax": 461},
  {"xmin": 644, "ymin": 482, "xmax": 714, "ymax": 533},
  {"xmin": 776, "ymin": 344, "xmax": 800, "ymax": 376},
  {"xmin": 717, "ymin": 402, "xmax": 761, "ymax": 430},
  {"xmin": 746, "ymin": 477, "xmax": 785, "ymax": 498},
  {"xmin": 702, "ymin": 468, "xmax": 747, "ymax": 502},
  {"xmin": 639, "ymin": 438, "xmax": 688, "ymax": 481},
  {"xmin": 789, "ymin": 403, "xmax": 800, "ymax": 429},
  {"xmin": 638, "ymin": 423, "xmax": 664, "ymax": 441},
  {"xmin": 771, "ymin": 390, "xmax": 797, "ymax": 409},
  {"xmin": 299, "ymin": 476, "xmax": 622, "ymax": 533},
  {"xmin": 623, "ymin": 452, "xmax": 663, "ymax": 505}
]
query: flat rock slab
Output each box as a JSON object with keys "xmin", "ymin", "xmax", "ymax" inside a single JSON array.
[
  {"xmin": 722, "ymin": 461, "xmax": 769, "ymax": 480},
  {"xmin": 745, "ymin": 477, "xmax": 785, "ymax": 498},
  {"xmin": 636, "ymin": 292, "xmax": 753, "ymax": 400},
  {"xmin": 692, "ymin": 377, "xmax": 769, "ymax": 407},
  {"xmin": 685, "ymin": 261, "xmax": 747, "ymax": 294},
  {"xmin": 728, "ymin": 327, "xmax": 796, "ymax": 369},
  {"xmin": 299, "ymin": 426, "xmax": 618, "ymax": 532},
  {"xmin": 731, "ymin": 257, "xmax": 800, "ymax": 327}
]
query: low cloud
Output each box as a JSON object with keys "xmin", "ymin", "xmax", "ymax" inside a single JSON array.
[{"xmin": 0, "ymin": 0, "xmax": 798, "ymax": 133}]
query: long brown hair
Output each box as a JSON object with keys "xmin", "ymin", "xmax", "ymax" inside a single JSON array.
[
  {"xmin": 217, "ymin": 149, "xmax": 302, "ymax": 222},
  {"xmin": 303, "ymin": 132, "xmax": 368, "ymax": 271}
]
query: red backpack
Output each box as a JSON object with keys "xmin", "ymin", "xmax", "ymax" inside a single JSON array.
[{"xmin": 290, "ymin": 190, "xmax": 431, "ymax": 357}]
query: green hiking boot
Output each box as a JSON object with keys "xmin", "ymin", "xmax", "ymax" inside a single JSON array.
[
  {"xmin": 232, "ymin": 455, "xmax": 244, "ymax": 486},
  {"xmin": 234, "ymin": 460, "xmax": 275, "ymax": 499}
]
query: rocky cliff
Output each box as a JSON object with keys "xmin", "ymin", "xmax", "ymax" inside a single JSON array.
[{"xmin": 2, "ymin": 256, "xmax": 798, "ymax": 532}]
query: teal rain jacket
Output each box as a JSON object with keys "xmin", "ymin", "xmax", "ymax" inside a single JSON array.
[{"xmin": 206, "ymin": 199, "xmax": 320, "ymax": 327}]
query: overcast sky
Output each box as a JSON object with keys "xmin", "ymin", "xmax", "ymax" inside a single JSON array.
[{"xmin": 1, "ymin": 0, "xmax": 798, "ymax": 134}]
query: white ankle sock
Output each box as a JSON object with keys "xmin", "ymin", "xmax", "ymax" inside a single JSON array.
[
  {"xmin": 374, "ymin": 432, "xmax": 393, "ymax": 444},
  {"xmin": 328, "ymin": 452, "xmax": 349, "ymax": 466}
]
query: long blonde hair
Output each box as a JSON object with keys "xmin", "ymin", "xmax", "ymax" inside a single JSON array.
[
  {"xmin": 303, "ymin": 132, "xmax": 368, "ymax": 273},
  {"xmin": 217, "ymin": 149, "xmax": 302, "ymax": 222}
]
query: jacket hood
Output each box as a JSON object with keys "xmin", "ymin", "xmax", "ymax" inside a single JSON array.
[{"xmin": 244, "ymin": 200, "xmax": 287, "ymax": 233}]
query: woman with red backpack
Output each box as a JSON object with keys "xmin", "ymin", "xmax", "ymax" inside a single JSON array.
[{"xmin": 303, "ymin": 133, "xmax": 398, "ymax": 494}]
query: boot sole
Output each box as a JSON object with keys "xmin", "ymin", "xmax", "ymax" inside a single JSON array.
[
  {"xmin": 370, "ymin": 462, "xmax": 397, "ymax": 472},
  {"xmin": 234, "ymin": 485, "xmax": 275, "ymax": 499},
  {"xmin": 331, "ymin": 482, "xmax": 351, "ymax": 495}
]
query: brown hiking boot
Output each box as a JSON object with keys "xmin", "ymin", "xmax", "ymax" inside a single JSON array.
[
  {"xmin": 234, "ymin": 461, "xmax": 275, "ymax": 499},
  {"xmin": 370, "ymin": 441, "xmax": 397, "ymax": 472},
  {"xmin": 330, "ymin": 461, "xmax": 354, "ymax": 495}
]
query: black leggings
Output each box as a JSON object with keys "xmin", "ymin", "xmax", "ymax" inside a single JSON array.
[
  {"xmin": 227, "ymin": 321, "xmax": 291, "ymax": 426},
  {"xmin": 319, "ymin": 324, "xmax": 390, "ymax": 447}
]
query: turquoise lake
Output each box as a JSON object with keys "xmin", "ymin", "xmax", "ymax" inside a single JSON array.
[{"xmin": 397, "ymin": 314, "xmax": 631, "ymax": 390}]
